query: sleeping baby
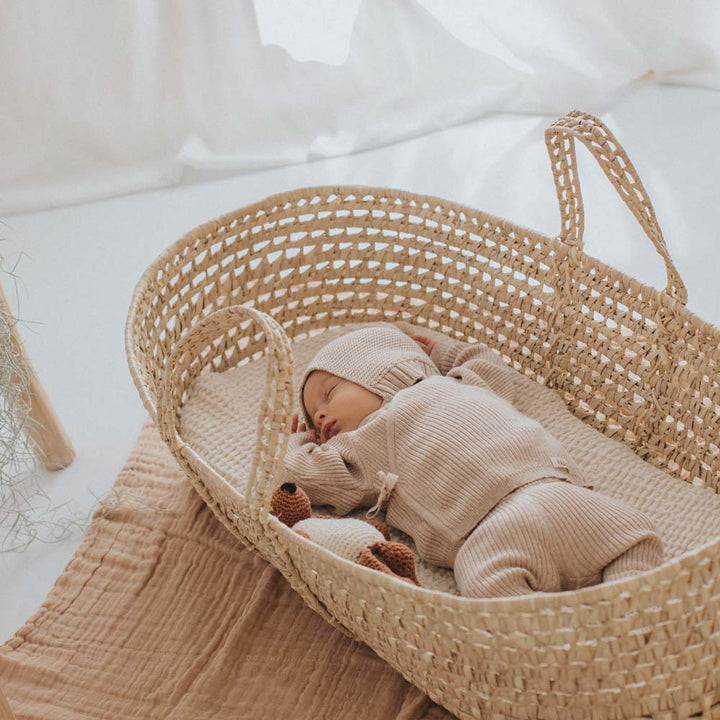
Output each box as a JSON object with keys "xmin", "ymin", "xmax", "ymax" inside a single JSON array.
[{"xmin": 281, "ymin": 321, "xmax": 663, "ymax": 598}]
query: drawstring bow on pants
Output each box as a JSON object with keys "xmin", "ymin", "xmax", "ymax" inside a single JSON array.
[{"xmin": 366, "ymin": 470, "xmax": 399, "ymax": 519}]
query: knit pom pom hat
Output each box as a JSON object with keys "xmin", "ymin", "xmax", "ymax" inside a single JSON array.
[{"xmin": 299, "ymin": 323, "xmax": 440, "ymax": 429}]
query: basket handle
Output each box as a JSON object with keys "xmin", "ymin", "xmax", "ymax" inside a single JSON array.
[
  {"xmin": 545, "ymin": 110, "xmax": 688, "ymax": 304},
  {"xmin": 158, "ymin": 304, "xmax": 295, "ymax": 523}
]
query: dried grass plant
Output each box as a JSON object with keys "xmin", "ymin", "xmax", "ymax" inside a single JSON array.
[{"xmin": 0, "ymin": 252, "xmax": 167, "ymax": 553}]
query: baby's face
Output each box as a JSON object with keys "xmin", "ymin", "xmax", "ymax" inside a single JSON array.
[{"xmin": 302, "ymin": 370, "xmax": 383, "ymax": 443}]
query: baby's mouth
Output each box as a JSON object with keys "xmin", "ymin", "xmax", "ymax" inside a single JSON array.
[{"xmin": 323, "ymin": 421, "xmax": 336, "ymax": 440}]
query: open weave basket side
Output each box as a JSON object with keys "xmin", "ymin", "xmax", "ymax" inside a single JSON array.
[{"xmin": 126, "ymin": 111, "xmax": 720, "ymax": 719}]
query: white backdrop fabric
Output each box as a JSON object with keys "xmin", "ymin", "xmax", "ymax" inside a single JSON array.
[{"xmin": 1, "ymin": 0, "xmax": 719, "ymax": 215}]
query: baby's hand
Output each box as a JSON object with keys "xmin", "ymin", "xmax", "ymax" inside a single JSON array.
[
  {"xmin": 411, "ymin": 334, "xmax": 436, "ymax": 357},
  {"xmin": 281, "ymin": 412, "xmax": 317, "ymax": 439}
]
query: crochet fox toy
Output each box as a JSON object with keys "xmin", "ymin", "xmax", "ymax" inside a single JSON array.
[{"xmin": 270, "ymin": 482, "xmax": 420, "ymax": 586}]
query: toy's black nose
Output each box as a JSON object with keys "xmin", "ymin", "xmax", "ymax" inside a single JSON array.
[{"xmin": 280, "ymin": 482, "xmax": 297, "ymax": 494}]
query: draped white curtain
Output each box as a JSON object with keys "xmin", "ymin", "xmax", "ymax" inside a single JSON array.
[{"xmin": 1, "ymin": 0, "xmax": 718, "ymax": 215}]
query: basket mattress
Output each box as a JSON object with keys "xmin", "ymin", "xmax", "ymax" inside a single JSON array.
[{"xmin": 180, "ymin": 321, "xmax": 720, "ymax": 596}]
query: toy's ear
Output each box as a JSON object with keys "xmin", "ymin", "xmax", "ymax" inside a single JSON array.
[
  {"xmin": 365, "ymin": 519, "xmax": 391, "ymax": 541},
  {"xmin": 269, "ymin": 482, "xmax": 312, "ymax": 526},
  {"xmin": 357, "ymin": 541, "xmax": 421, "ymax": 586}
]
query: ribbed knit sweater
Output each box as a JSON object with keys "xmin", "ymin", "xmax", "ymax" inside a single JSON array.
[{"xmin": 282, "ymin": 322, "xmax": 590, "ymax": 569}]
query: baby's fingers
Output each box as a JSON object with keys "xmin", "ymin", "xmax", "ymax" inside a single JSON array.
[
  {"xmin": 281, "ymin": 412, "xmax": 301, "ymax": 433},
  {"xmin": 280, "ymin": 412, "xmax": 316, "ymax": 438},
  {"xmin": 412, "ymin": 334, "xmax": 434, "ymax": 356}
]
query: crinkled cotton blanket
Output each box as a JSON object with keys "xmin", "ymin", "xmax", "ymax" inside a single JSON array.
[{"xmin": 0, "ymin": 421, "xmax": 452, "ymax": 720}]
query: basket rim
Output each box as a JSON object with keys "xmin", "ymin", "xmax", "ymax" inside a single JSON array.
[
  {"xmin": 267, "ymin": 505, "xmax": 720, "ymax": 613},
  {"xmin": 126, "ymin": 183, "xmax": 720, "ymax": 450},
  {"xmin": 126, "ymin": 181, "xmax": 720, "ymax": 360},
  {"xmin": 179, "ymin": 408, "xmax": 720, "ymax": 613}
]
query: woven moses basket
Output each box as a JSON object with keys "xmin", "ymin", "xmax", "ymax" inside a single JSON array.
[{"xmin": 126, "ymin": 111, "xmax": 720, "ymax": 720}]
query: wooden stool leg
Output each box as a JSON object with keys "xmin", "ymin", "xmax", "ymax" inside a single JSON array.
[
  {"xmin": 0, "ymin": 685, "xmax": 16, "ymax": 720},
  {"xmin": 0, "ymin": 282, "xmax": 75, "ymax": 471}
]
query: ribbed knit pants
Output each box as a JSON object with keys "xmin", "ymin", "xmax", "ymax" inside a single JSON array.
[{"xmin": 454, "ymin": 479, "xmax": 663, "ymax": 598}]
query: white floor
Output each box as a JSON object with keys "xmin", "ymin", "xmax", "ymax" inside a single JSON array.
[{"xmin": 1, "ymin": 81, "xmax": 719, "ymax": 642}]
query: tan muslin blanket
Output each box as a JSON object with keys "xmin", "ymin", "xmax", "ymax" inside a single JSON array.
[{"xmin": 0, "ymin": 422, "xmax": 452, "ymax": 720}]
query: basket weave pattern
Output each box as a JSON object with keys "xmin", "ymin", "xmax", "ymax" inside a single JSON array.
[{"xmin": 127, "ymin": 111, "xmax": 720, "ymax": 719}]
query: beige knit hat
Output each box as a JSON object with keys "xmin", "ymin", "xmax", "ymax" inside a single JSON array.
[{"xmin": 299, "ymin": 322, "xmax": 440, "ymax": 428}]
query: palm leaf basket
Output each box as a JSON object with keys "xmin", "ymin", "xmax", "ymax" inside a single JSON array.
[{"xmin": 126, "ymin": 111, "xmax": 720, "ymax": 720}]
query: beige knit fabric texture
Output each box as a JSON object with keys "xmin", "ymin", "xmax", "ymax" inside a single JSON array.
[
  {"xmin": 296, "ymin": 321, "xmax": 440, "ymax": 428},
  {"xmin": 455, "ymin": 477, "xmax": 663, "ymax": 597},
  {"xmin": 126, "ymin": 111, "xmax": 720, "ymax": 718},
  {"xmin": 292, "ymin": 516, "xmax": 386, "ymax": 562},
  {"xmin": 280, "ymin": 322, "xmax": 662, "ymax": 590},
  {"xmin": 181, "ymin": 321, "xmax": 719, "ymax": 595}
]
